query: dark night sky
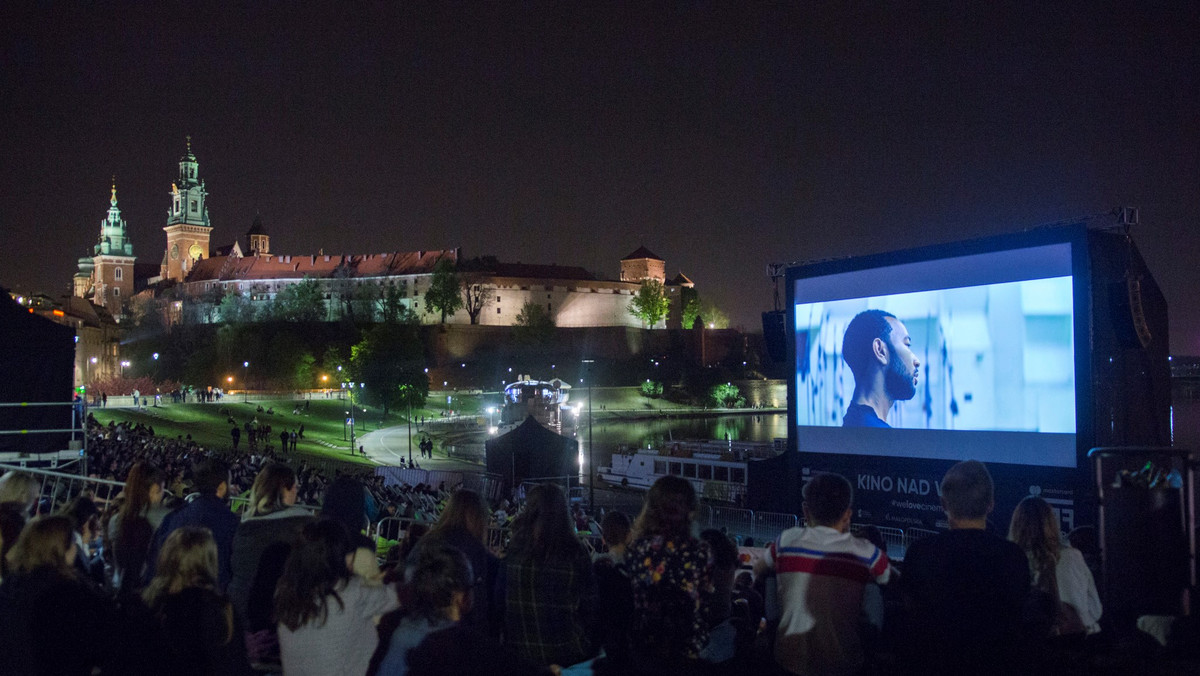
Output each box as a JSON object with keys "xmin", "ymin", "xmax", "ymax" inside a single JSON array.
[{"xmin": 2, "ymin": 4, "xmax": 1197, "ymax": 349}]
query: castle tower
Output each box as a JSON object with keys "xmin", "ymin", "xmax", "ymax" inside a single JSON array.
[
  {"xmin": 246, "ymin": 213, "xmax": 270, "ymax": 255},
  {"xmin": 162, "ymin": 136, "xmax": 213, "ymax": 281},
  {"xmin": 90, "ymin": 181, "xmax": 136, "ymax": 318},
  {"xmin": 620, "ymin": 246, "xmax": 666, "ymax": 284}
]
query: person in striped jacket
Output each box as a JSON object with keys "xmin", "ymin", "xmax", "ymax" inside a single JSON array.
[{"xmin": 755, "ymin": 472, "xmax": 892, "ymax": 675}]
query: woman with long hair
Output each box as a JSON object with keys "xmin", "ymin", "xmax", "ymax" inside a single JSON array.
[
  {"xmin": 275, "ymin": 519, "xmax": 399, "ymax": 676},
  {"xmin": 624, "ymin": 475, "xmax": 715, "ymax": 673},
  {"xmin": 144, "ymin": 527, "xmax": 250, "ymax": 675},
  {"xmin": 1008, "ymin": 496, "xmax": 1102, "ymax": 636},
  {"xmin": 108, "ymin": 462, "xmax": 167, "ymax": 593},
  {"xmin": 0, "ymin": 515, "xmax": 114, "ymax": 674},
  {"xmin": 228, "ymin": 462, "xmax": 313, "ymax": 665},
  {"xmin": 410, "ymin": 488, "xmax": 497, "ymax": 633},
  {"xmin": 502, "ymin": 483, "xmax": 596, "ymax": 668}
]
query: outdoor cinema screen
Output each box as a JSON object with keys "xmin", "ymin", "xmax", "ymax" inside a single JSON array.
[{"xmin": 793, "ymin": 241, "xmax": 1078, "ymax": 468}]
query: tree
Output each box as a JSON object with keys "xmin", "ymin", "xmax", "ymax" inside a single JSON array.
[
  {"xmin": 683, "ymin": 296, "xmax": 730, "ymax": 329},
  {"xmin": 349, "ymin": 323, "xmax": 428, "ymax": 414},
  {"xmin": 640, "ymin": 380, "xmax": 664, "ymax": 398},
  {"xmin": 629, "ymin": 279, "xmax": 670, "ymax": 328},
  {"xmin": 514, "ymin": 300, "xmax": 555, "ymax": 344},
  {"xmin": 218, "ymin": 292, "xmax": 258, "ymax": 324},
  {"xmin": 424, "ymin": 258, "xmax": 463, "ymax": 323},
  {"xmin": 461, "ymin": 274, "xmax": 493, "ymax": 325},
  {"xmin": 709, "ymin": 382, "xmax": 746, "ymax": 408},
  {"xmin": 271, "ymin": 277, "xmax": 325, "ymax": 322}
]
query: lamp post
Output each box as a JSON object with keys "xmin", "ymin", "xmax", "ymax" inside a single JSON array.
[
  {"xmin": 399, "ymin": 384, "xmax": 414, "ymax": 465},
  {"xmin": 242, "ymin": 361, "xmax": 249, "ymax": 402},
  {"xmin": 87, "ymin": 356, "xmax": 98, "ymax": 390},
  {"xmin": 120, "ymin": 360, "xmax": 130, "ymax": 377},
  {"xmin": 582, "ymin": 359, "xmax": 595, "ymax": 510}
]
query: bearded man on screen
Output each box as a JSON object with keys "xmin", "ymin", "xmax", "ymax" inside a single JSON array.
[{"xmin": 841, "ymin": 309, "xmax": 921, "ymax": 428}]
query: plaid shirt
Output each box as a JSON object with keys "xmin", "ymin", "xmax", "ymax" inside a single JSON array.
[{"xmin": 503, "ymin": 546, "xmax": 597, "ymax": 666}]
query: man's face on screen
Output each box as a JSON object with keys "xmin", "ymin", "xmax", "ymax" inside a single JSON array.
[{"xmin": 884, "ymin": 317, "xmax": 920, "ymax": 401}]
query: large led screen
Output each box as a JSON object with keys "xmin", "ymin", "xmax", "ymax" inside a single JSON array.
[{"xmin": 793, "ymin": 242, "xmax": 1077, "ymax": 467}]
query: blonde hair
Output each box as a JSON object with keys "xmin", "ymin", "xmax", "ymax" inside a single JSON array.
[
  {"xmin": 1008, "ymin": 496, "xmax": 1061, "ymax": 592},
  {"xmin": 143, "ymin": 527, "xmax": 232, "ymax": 643},
  {"xmin": 6, "ymin": 515, "xmax": 75, "ymax": 577},
  {"xmin": 0, "ymin": 471, "xmax": 39, "ymax": 510},
  {"xmin": 244, "ymin": 463, "xmax": 296, "ymax": 518},
  {"xmin": 143, "ymin": 527, "xmax": 219, "ymax": 605}
]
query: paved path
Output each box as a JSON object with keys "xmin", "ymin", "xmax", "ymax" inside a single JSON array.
[{"xmin": 358, "ymin": 424, "xmax": 483, "ymax": 471}]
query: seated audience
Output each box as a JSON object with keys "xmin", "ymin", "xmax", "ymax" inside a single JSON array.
[
  {"xmin": 150, "ymin": 458, "xmax": 240, "ymax": 590},
  {"xmin": 623, "ymin": 475, "xmax": 715, "ymax": 674},
  {"xmin": 754, "ymin": 472, "xmax": 891, "ymax": 676},
  {"xmin": 379, "ymin": 543, "xmax": 559, "ymax": 675},
  {"xmin": 502, "ymin": 483, "xmax": 597, "ymax": 668},
  {"xmin": 0, "ymin": 515, "xmax": 114, "ymax": 675},
  {"xmin": 409, "ymin": 489, "xmax": 497, "ymax": 633},
  {"xmin": 144, "ymin": 526, "xmax": 251, "ymax": 675},
  {"xmin": 322, "ymin": 474, "xmax": 381, "ymax": 581},
  {"xmin": 60, "ymin": 495, "xmax": 105, "ymax": 586},
  {"xmin": 276, "ymin": 519, "xmax": 400, "ymax": 676},
  {"xmin": 107, "ymin": 462, "xmax": 167, "ymax": 594},
  {"xmin": 896, "ymin": 460, "xmax": 1030, "ymax": 675},
  {"xmin": 698, "ymin": 528, "xmax": 741, "ymax": 664},
  {"xmin": 1009, "ymin": 496, "xmax": 1102, "ymax": 637},
  {"xmin": 0, "ymin": 471, "xmax": 41, "ymax": 578},
  {"xmin": 229, "ymin": 463, "xmax": 315, "ymax": 665}
]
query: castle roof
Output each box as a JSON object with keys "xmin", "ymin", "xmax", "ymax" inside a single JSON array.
[
  {"xmin": 621, "ymin": 246, "xmax": 663, "ymax": 261},
  {"xmin": 669, "ymin": 272, "xmax": 694, "ymax": 287},
  {"xmin": 185, "ymin": 249, "xmax": 459, "ymax": 283},
  {"xmin": 247, "ymin": 214, "xmax": 266, "ymax": 235}
]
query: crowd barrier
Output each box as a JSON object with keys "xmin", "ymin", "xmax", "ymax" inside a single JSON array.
[{"xmin": 0, "ymin": 462, "xmax": 125, "ymax": 513}]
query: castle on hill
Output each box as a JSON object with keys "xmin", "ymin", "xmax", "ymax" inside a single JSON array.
[{"xmin": 71, "ymin": 139, "xmax": 695, "ymax": 328}]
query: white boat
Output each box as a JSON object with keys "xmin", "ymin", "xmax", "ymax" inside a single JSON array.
[{"xmin": 597, "ymin": 440, "xmax": 782, "ymax": 503}]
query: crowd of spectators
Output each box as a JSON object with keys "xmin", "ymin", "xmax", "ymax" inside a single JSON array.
[{"xmin": 1, "ymin": 421, "xmax": 1196, "ymax": 675}]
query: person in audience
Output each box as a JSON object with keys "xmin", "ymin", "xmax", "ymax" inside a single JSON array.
[
  {"xmin": 754, "ymin": 472, "xmax": 891, "ymax": 675},
  {"xmin": 502, "ymin": 483, "xmax": 597, "ymax": 667},
  {"xmin": 108, "ymin": 462, "xmax": 167, "ymax": 593},
  {"xmin": 410, "ymin": 488, "xmax": 497, "ymax": 633},
  {"xmin": 276, "ymin": 519, "xmax": 400, "ymax": 676},
  {"xmin": 698, "ymin": 529, "xmax": 741, "ymax": 665},
  {"xmin": 594, "ymin": 509, "xmax": 631, "ymax": 565},
  {"xmin": 151, "ymin": 458, "xmax": 240, "ymax": 589},
  {"xmin": 1009, "ymin": 496, "xmax": 1102, "ymax": 637},
  {"xmin": 624, "ymin": 475, "xmax": 715, "ymax": 674},
  {"xmin": 0, "ymin": 471, "xmax": 41, "ymax": 577},
  {"xmin": 896, "ymin": 460, "xmax": 1031, "ymax": 675},
  {"xmin": 379, "ymin": 543, "xmax": 559, "ymax": 676},
  {"xmin": 229, "ymin": 462, "xmax": 314, "ymax": 665},
  {"xmin": 60, "ymin": 495, "xmax": 105, "ymax": 586},
  {"xmin": 0, "ymin": 515, "xmax": 114, "ymax": 675},
  {"xmin": 143, "ymin": 526, "xmax": 251, "ymax": 675},
  {"xmin": 593, "ymin": 510, "xmax": 635, "ymax": 670},
  {"xmin": 322, "ymin": 474, "xmax": 380, "ymax": 580}
]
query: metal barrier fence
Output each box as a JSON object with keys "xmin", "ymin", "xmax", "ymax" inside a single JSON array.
[
  {"xmin": 0, "ymin": 462, "xmax": 125, "ymax": 513},
  {"xmin": 376, "ymin": 467, "xmax": 503, "ymax": 502}
]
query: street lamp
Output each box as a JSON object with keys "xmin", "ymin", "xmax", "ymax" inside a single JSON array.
[
  {"xmin": 120, "ymin": 360, "xmax": 130, "ymax": 377},
  {"xmin": 399, "ymin": 384, "xmax": 415, "ymax": 465},
  {"xmin": 582, "ymin": 359, "xmax": 595, "ymax": 510},
  {"xmin": 87, "ymin": 356, "xmax": 98, "ymax": 387},
  {"xmin": 243, "ymin": 361, "xmax": 249, "ymax": 403}
]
